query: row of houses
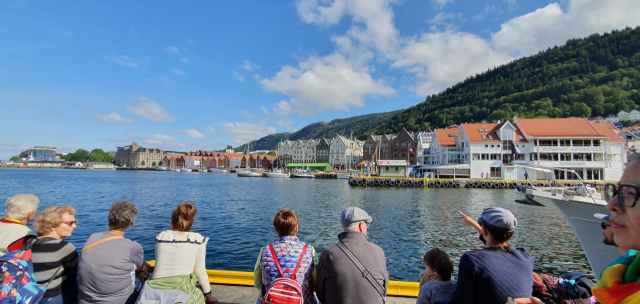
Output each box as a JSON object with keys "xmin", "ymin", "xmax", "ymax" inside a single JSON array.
[
  {"xmin": 276, "ymin": 136, "xmax": 367, "ymax": 169},
  {"xmin": 162, "ymin": 151, "xmax": 279, "ymax": 170}
]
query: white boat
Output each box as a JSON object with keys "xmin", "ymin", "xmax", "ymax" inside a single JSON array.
[
  {"xmin": 156, "ymin": 166, "xmax": 167, "ymax": 171},
  {"xmin": 293, "ymin": 171, "xmax": 315, "ymax": 178},
  {"xmin": 185, "ymin": 168, "xmax": 192, "ymax": 172},
  {"xmin": 337, "ymin": 173, "xmax": 351, "ymax": 180},
  {"xmin": 513, "ymin": 165, "xmax": 619, "ymax": 277},
  {"xmin": 267, "ymin": 171, "xmax": 290, "ymax": 178},
  {"xmin": 209, "ymin": 168, "xmax": 228, "ymax": 173},
  {"xmin": 238, "ymin": 169, "xmax": 263, "ymax": 177},
  {"xmin": 170, "ymin": 168, "xmax": 181, "ymax": 172}
]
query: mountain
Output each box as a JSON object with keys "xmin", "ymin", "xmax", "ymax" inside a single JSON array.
[
  {"xmin": 235, "ymin": 110, "xmax": 402, "ymax": 151},
  {"xmin": 367, "ymin": 27, "xmax": 640, "ymax": 135}
]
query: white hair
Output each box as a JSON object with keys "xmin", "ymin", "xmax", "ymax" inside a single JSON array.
[
  {"xmin": 343, "ymin": 222, "xmax": 361, "ymax": 232},
  {"xmin": 5, "ymin": 194, "xmax": 39, "ymax": 220}
]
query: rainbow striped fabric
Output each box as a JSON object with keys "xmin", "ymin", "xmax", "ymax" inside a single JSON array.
[{"xmin": 594, "ymin": 250, "xmax": 640, "ymax": 304}]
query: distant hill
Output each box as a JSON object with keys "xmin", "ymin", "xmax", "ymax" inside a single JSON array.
[
  {"xmin": 235, "ymin": 110, "xmax": 402, "ymax": 151},
  {"xmin": 367, "ymin": 27, "xmax": 640, "ymax": 135}
]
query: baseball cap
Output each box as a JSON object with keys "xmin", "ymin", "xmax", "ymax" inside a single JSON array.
[
  {"xmin": 477, "ymin": 207, "xmax": 518, "ymax": 233},
  {"xmin": 341, "ymin": 207, "xmax": 373, "ymax": 228}
]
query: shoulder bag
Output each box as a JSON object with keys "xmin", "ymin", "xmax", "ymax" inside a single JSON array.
[{"xmin": 336, "ymin": 241, "xmax": 386, "ymax": 303}]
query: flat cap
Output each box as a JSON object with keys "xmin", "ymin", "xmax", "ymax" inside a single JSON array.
[
  {"xmin": 477, "ymin": 207, "xmax": 517, "ymax": 233},
  {"xmin": 341, "ymin": 207, "xmax": 372, "ymax": 228}
]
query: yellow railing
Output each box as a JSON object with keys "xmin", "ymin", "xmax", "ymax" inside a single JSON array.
[{"xmin": 147, "ymin": 261, "xmax": 419, "ymax": 297}]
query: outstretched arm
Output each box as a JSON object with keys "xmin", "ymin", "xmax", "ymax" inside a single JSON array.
[{"xmin": 458, "ymin": 211, "xmax": 482, "ymax": 235}]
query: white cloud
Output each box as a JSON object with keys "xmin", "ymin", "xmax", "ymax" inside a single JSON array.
[
  {"xmin": 491, "ymin": 0, "xmax": 640, "ymax": 57},
  {"xmin": 243, "ymin": 60, "xmax": 260, "ymax": 71},
  {"xmin": 19, "ymin": 93, "xmax": 31, "ymax": 100},
  {"xmin": 0, "ymin": 142, "xmax": 30, "ymax": 160},
  {"xmin": 127, "ymin": 97, "xmax": 176, "ymax": 122},
  {"xmin": 103, "ymin": 54, "xmax": 141, "ymax": 68},
  {"xmin": 184, "ymin": 129, "xmax": 207, "ymax": 139},
  {"xmin": 261, "ymin": 52, "xmax": 394, "ymax": 116},
  {"xmin": 217, "ymin": 121, "xmax": 278, "ymax": 144},
  {"xmin": 39, "ymin": 106, "xmax": 61, "ymax": 116},
  {"xmin": 93, "ymin": 111, "xmax": 134, "ymax": 124},
  {"xmin": 181, "ymin": 58, "xmax": 190, "ymax": 64},
  {"xmin": 144, "ymin": 134, "xmax": 181, "ymax": 146},
  {"xmin": 171, "ymin": 68, "xmax": 187, "ymax": 76},
  {"xmin": 157, "ymin": 75, "xmax": 175, "ymax": 89},
  {"xmin": 163, "ymin": 45, "xmax": 180, "ymax": 54},
  {"xmin": 431, "ymin": 0, "xmax": 453, "ymax": 9},
  {"xmin": 253, "ymin": 74, "xmax": 261, "ymax": 80},
  {"xmin": 232, "ymin": 70, "xmax": 245, "ymax": 82},
  {"xmin": 206, "ymin": 126, "xmax": 216, "ymax": 132},
  {"xmin": 392, "ymin": 30, "xmax": 512, "ymax": 95}
]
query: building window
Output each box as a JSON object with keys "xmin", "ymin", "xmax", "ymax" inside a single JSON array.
[
  {"xmin": 485, "ymin": 145, "xmax": 488, "ymax": 148},
  {"xmin": 473, "ymin": 154, "xmax": 479, "ymax": 160},
  {"xmin": 530, "ymin": 154, "xmax": 539, "ymax": 161},
  {"xmin": 490, "ymin": 167, "xmax": 501, "ymax": 177},
  {"xmin": 559, "ymin": 140, "xmax": 571, "ymax": 146},
  {"xmin": 481, "ymin": 154, "xmax": 489, "ymax": 160},
  {"xmin": 539, "ymin": 140, "xmax": 558, "ymax": 146},
  {"xmin": 560, "ymin": 153, "xmax": 571, "ymax": 161},
  {"xmin": 572, "ymin": 140, "xmax": 589, "ymax": 147},
  {"xmin": 540, "ymin": 153, "xmax": 559, "ymax": 161},
  {"xmin": 490, "ymin": 154, "xmax": 501, "ymax": 160}
]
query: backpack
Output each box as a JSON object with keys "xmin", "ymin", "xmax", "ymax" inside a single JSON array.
[
  {"xmin": 532, "ymin": 272, "xmax": 595, "ymax": 304},
  {"xmin": 262, "ymin": 244, "xmax": 308, "ymax": 304},
  {"xmin": 0, "ymin": 246, "xmax": 46, "ymax": 304}
]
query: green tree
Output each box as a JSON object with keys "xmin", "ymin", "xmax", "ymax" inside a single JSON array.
[
  {"xmin": 141, "ymin": 161, "xmax": 145, "ymax": 166},
  {"xmin": 152, "ymin": 161, "xmax": 156, "ymax": 167},
  {"xmin": 267, "ymin": 151, "xmax": 277, "ymax": 157},
  {"xmin": 159, "ymin": 161, "xmax": 163, "ymax": 166}
]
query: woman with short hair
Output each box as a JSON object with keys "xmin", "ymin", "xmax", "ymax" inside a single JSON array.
[
  {"xmin": 452, "ymin": 208, "xmax": 534, "ymax": 304},
  {"xmin": 141, "ymin": 202, "xmax": 217, "ymax": 304},
  {"xmin": 31, "ymin": 206, "xmax": 79, "ymax": 304}
]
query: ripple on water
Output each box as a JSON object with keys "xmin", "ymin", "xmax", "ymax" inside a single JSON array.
[{"xmin": 0, "ymin": 168, "xmax": 591, "ymax": 281}]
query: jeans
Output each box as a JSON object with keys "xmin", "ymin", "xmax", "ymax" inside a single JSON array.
[{"xmin": 40, "ymin": 281, "xmax": 78, "ymax": 304}]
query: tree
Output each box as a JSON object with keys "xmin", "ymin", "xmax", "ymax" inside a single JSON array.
[
  {"xmin": 159, "ymin": 161, "xmax": 163, "ymax": 166},
  {"xmin": 152, "ymin": 161, "xmax": 156, "ymax": 167},
  {"xmin": 267, "ymin": 151, "xmax": 277, "ymax": 157},
  {"xmin": 141, "ymin": 161, "xmax": 145, "ymax": 166}
]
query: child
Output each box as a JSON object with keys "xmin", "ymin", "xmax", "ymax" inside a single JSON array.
[{"xmin": 416, "ymin": 248, "xmax": 457, "ymax": 304}]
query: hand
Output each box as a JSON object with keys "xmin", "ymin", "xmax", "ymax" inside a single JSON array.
[
  {"xmin": 509, "ymin": 297, "xmax": 544, "ymax": 304},
  {"xmin": 458, "ymin": 211, "xmax": 482, "ymax": 234},
  {"xmin": 206, "ymin": 294, "xmax": 219, "ymax": 303}
]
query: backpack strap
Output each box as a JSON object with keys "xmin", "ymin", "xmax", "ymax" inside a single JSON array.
[
  {"xmin": 268, "ymin": 244, "xmax": 308, "ymax": 280},
  {"xmin": 81, "ymin": 236, "xmax": 123, "ymax": 253},
  {"xmin": 290, "ymin": 244, "xmax": 308, "ymax": 281},
  {"xmin": 336, "ymin": 241, "xmax": 386, "ymax": 302},
  {"xmin": 268, "ymin": 244, "xmax": 285, "ymax": 278}
]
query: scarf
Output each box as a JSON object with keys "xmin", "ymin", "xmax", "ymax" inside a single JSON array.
[{"xmin": 593, "ymin": 250, "xmax": 640, "ymax": 304}]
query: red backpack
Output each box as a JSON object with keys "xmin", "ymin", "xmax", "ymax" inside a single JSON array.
[{"xmin": 262, "ymin": 244, "xmax": 308, "ymax": 304}]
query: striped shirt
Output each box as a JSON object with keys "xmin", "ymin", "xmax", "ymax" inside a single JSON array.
[{"xmin": 31, "ymin": 237, "xmax": 79, "ymax": 298}]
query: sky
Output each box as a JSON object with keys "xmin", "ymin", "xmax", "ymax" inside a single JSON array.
[{"xmin": 1, "ymin": 0, "xmax": 640, "ymax": 159}]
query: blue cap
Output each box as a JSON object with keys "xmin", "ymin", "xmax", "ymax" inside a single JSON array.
[{"xmin": 477, "ymin": 207, "xmax": 518, "ymax": 233}]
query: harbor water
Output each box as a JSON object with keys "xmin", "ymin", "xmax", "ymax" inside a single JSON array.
[{"xmin": 1, "ymin": 168, "xmax": 591, "ymax": 281}]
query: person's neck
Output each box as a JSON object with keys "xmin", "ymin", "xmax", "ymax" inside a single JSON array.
[
  {"xmin": 434, "ymin": 276, "xmax": 446, "ymax": 282},
  {"xmin": 106, "ymin": 230, "xmax": 125, "ymax": 236},
  {"xmin": 39, "ymin": 233, "xmax": 61, "ymax": 240}
]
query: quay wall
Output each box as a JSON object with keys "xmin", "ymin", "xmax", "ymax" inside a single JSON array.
[{"xmin": 346, "ymin": 176, "xmax": 615, "ymax": 189}]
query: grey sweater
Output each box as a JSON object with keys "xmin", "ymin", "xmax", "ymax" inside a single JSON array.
[{"xmin": 316, "ymin": 231, "xmax": 389, "ymax": 304}]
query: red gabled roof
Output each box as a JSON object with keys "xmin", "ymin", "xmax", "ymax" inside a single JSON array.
[
  {"xmin": 516, "ymin": 118, "xmax": 604, "ymax": 138},
  {"xmin": 434, "ymin": 128, "xmax": 459, "ymax": 147},
  {"xmin": 461, "ymin": 123, "xmax": 528, "ymax": 143},
  {"xmin": 591, "ymin": 123, "xmax": 626, "ymax": 143}
]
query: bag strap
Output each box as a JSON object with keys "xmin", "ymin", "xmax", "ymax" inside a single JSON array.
[
  {"xmin": 336, "ymin": 241, "xmax": 386, "ymax": 302},
  {"xmin": 44, "ymin": 265, "xmax": 64, "ymax": 288},
  {"xmin": 82, "ymin": 236, "xmax": 123, "ymax": 253},
  {"xmin": 268, "ymin": 243, "xmax": 308, "ymax": 280}
]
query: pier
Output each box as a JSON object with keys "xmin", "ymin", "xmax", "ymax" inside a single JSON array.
[{"xmin": 346, "ymin": 177, "xmax": 595, "ymax": 188}]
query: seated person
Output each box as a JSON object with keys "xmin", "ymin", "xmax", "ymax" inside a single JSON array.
[
  {"xmin": 31, "ymin": 206, "xmax": 80, "ymax": 304},
  {"xmin": 78, "ymin": 201, "xmax": 144, "ymax": 304},
  {"xmin": 254, "ymin": 209, "xmax": 317, "ymax": 304},
  {"xmin": 453, "ymin": 208, "xmax": 534, "ymax": 304},
  {"xmin": 416, "ymin": 247, "xmax": 456, "ymax": 304},
  {"xmin": 0, "ymin": 194, "xmax": 39, "ymax": 254},
  {"xmin": 146, "ymin": 202, "xmax": 218, "ymax": 304}
]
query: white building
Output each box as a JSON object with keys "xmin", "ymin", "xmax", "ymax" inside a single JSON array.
[
  {"xmin": 85, "ymin": 162, "xmax": 115, "ymax": 169},
  {"xmin": 416, "ymin": 130, "xmax": 434, "ymax": 165},
  {"xmin": 291, "ymin": 139, "xmax": 317, "ymax": 163},
  {"xmin": 228, "ymin": 155, "xmax": 242, "ymax": 168},
  {"xmin": 618, "ymin": 110, "xmax": 640, "ymax": 122},
  {"xmin": 418, "ymin": 118, "xmax": 626, "ymax": 181},
  {"xmin": 329, "ymin": 135, "xmax": 363, "ymax": 167},
  {"xmin": 184, "ymin": 156, "xmax": 202, "ymax": 169}
]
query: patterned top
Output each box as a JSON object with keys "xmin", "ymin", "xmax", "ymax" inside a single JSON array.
[{"xmin": 416, "ymin": 280, "xmax": 457, "ymax": 304}]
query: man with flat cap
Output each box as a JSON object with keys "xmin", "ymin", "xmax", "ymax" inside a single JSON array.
[{"xmin": 316, "ymin": 207, "xmax": 388, "ymax": 304}]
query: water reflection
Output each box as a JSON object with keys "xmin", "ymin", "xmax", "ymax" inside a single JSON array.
[{"xmin": 0, "ymin": 168, "xmax": 589, "ymax": 281}]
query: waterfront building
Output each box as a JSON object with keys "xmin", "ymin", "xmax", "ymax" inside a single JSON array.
[
  {"xmin": 378, "ymin": 160, "xmax": 408, "ymax": 177},
  {"xmin": 21, "ymin": 160, "xmax": 65, "ymax": 168},
  {"xmin": 315, "ymin": 138, "xmax": 331, "ymax": 163},
  {"xmin": 229, "ymin": 155, "xmax": 242, "ymax": 168},
  {"xmin": 115, "ymin": 142, "xmax": 167, "ymax": 168},
  {"xmin": 291, "ymin": 139, "xmax": 317, "ymax": 164},
  {"xmin": 85, "ymin": 162, "xmax": 115, "ymax": 169},
  {"xmin": 416, "ymin": 130, "xmax": 434, "ymax": 165},
  {"xmin": 163, "ymin": 155, "xmax": 176, "ymax": 169},
  {"xmin": 605, "ymin": 114, "xmax": 619, "ymax": 123},
  {"xmin": 64, "ymin": 161, "xmax": 83, "ymax": 167},
  {"xmin": 390, "ymin": 128, "xmax": 418, "ymax": 166},
  {"xmin": 362, "ymin": 134, "xmax": 397, "ymax": 166},
  {"xmin": 185, "ymin": 156, "xmax": 202, "ymax": 169},
  {"xmin": 25, "ymin": 146, "xmax": 58, "ymax": 161},
  {"xmin": 276, "ymin": 140, "xmax": 294, "ymax": 167},
  {"xmin": 329, "ymin": 135, "xmax": 361, "ymax": 169},
  {"xmin": 258, "ymin": 155, "xmax": 277, "ymax": 170},
  {"xmin": 618, "ymin": 110, "xmax": 640, "ymax": 122},
  {"xmin": 224, "ymin": 145, "xmax": 234, "ymax": 154},
  {"xmin": 175, "ymin": 155, "xmax": 186, "ymax": 168},
  {"xmin": 417, "ymin": 118, "xmax": 626, "ymax": 181}
]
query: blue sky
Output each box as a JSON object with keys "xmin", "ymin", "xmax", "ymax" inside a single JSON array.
[{"xmin": 1, "ymin": 0, "xmax": 639, "ymax": 159}]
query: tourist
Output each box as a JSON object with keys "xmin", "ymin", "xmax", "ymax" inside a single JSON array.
[
  {"xmin": 596, "ymin": 213, "xmax": 630, "ymax": 255},
  {"xmin": 141, "ymin": 202, "xmax": 218, "ymax": 304},
  {"xmin": 31, "ymin": 206, "xmax": 79, "ymax": 304},
  {"xmin": 254, "ymin": 209, "xmax": 316, "ymax": 304},
  {"xmin": 77, "ymin": 201, "xmax": 144, "ymax": 304},
  {"xmin": 453, "ymin": 208, "xmax": 534, "ymax": 304},
  {"xmin": 593, "ymin": 155, "xmax": 640, "ymax": 303},
  {"xmin": 0, "ymin": 193, "xmax": 39, "ymax": 255},
  {"xmin": 416, "ymin": 248, "xmax": 456, "ymax": 304},
  {"xmin": 316, "ymin": 207, "xmax": 388, "ymax": 304}
]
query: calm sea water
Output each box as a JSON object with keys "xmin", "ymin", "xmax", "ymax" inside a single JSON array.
[{"xmin": 0, "ymin": 168, "xmax": 590, "ymax": 281}]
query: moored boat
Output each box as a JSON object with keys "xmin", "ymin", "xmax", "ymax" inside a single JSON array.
[
  {"xmin": 156, "ymin": 166, "xmax": 167, "ymax": 171},
  {"xmin": 267, "ymin": 171, "xmax": 289, "ymax": 178}
]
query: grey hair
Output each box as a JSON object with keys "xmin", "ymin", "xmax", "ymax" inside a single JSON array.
[
  {"xmin": 343, "ymin": 222, "xmax": 361, "ymax": 232},
  {"xmin": 108, "ymin": 200, "xmax": 138, "ymax": 231},
  {"xmin": 5, "ymin": 194, "xmax": 39, "ymax": 220}
]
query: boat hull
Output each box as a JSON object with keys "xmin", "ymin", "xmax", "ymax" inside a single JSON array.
[
  {"xmin": 238, "ymin": 173, "xmax": 262, "ymax": 177},
  {"xmin": 527, "ymin": 190, "xmax": 620, "ymax": 277},
  {"xmin": 293, "ymin": 174, "xmax": 315, "ymax": 178},
  {"xmin": 337, "ymin": 175, "xmax": 350, "ymax": 179},
  {"xmin": 267, "ymin": 173, "xmax": 289, "ymax": 178}
]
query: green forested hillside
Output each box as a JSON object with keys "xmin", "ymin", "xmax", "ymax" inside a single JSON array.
[{"xmin": 368, "ymin": 26, "xmax": 640, "ymax": 136}]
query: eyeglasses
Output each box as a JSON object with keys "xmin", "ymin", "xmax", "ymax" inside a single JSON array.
[
  {"xmin": 61, "ymin": 220, "xmax": 77, "ymax": 226},
  {"xmin": 604, "ymin": 184, "xmax": 640, "ymax": 207},
  {"xmin": 601, "ymin": 222, "xmax": 611, "ymax": 229}
]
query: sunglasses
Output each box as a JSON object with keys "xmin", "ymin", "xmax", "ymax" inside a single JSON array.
[
  {"xmin": 604, "ymin": 183, "xmax": 640, "ymax": 207},
  {"xmin": 601, "ymin": 222, "xmax": 611, "ymax": 229},
  {"xmin": 61, "ymin": 220, "xmax": 78, "ymax": 226}
]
